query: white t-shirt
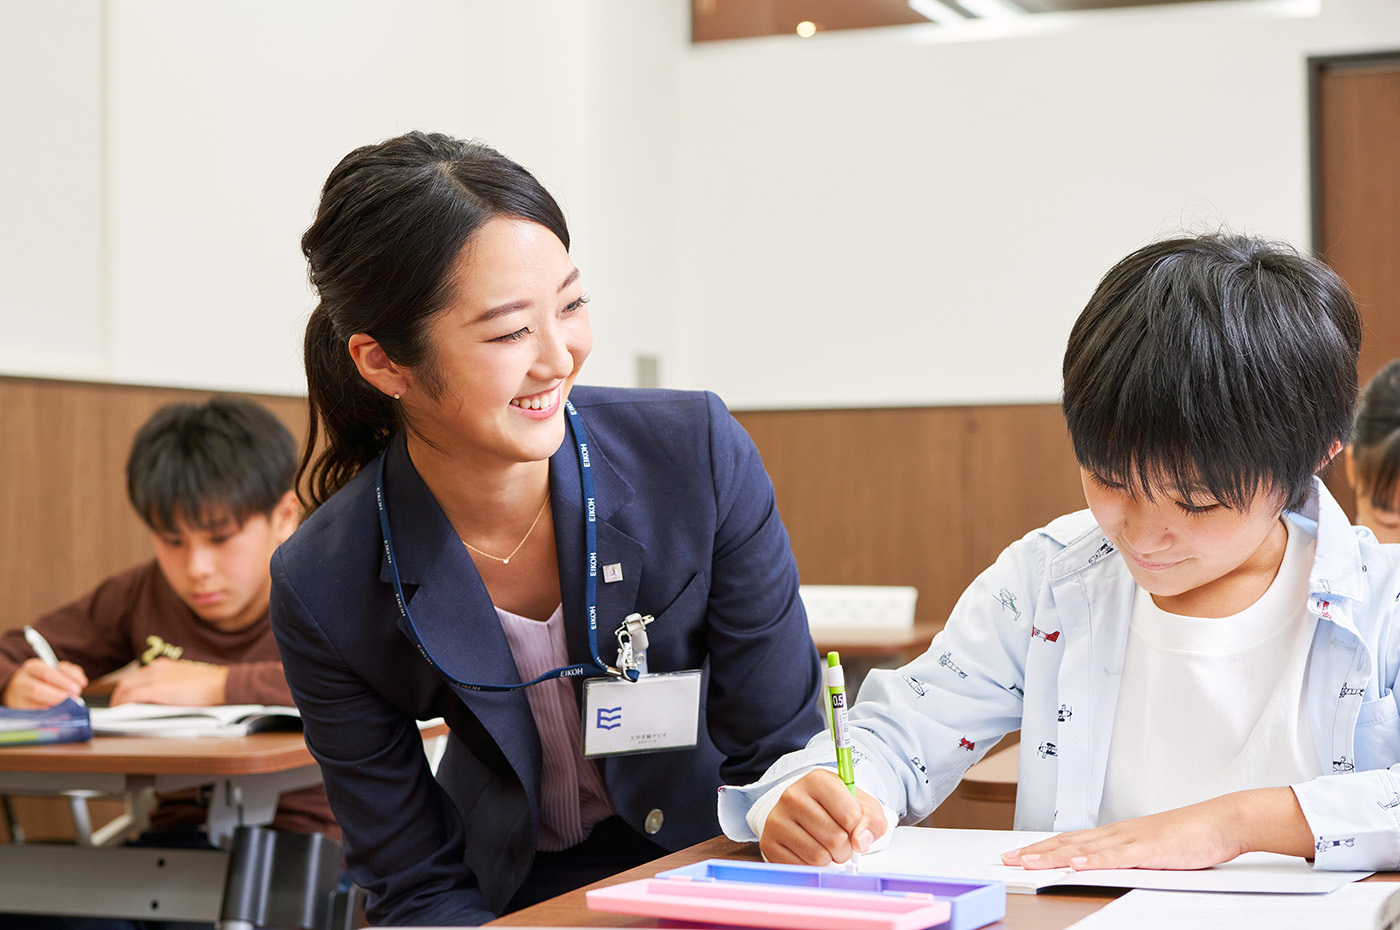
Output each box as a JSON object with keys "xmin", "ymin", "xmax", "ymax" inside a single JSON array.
[{"xmin": 1098, "ymin": 517, "xmax": 1324, "ymax": 824}]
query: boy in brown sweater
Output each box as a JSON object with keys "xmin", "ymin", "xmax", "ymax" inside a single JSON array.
[{"xmin": 0, "ymin": 397, "xmax": 335, "ymax": 840}]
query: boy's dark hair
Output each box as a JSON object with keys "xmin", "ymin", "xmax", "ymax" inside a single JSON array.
[
  {"xmin": 1354, "ymin": 358, "xmax": 1400, "ymax": 511},
  {"xmin": 126, "ymin": 397, "xmax": 298, "ymax": 533},
  {"xmin": 1063, "ymin": 233, "xmax": 1361, "ymax": 513}
]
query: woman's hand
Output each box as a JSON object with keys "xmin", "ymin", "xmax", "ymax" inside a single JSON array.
[
  {"xmin": 1, "ymin": 657, "xmax": 88, "ymax": 709},
  {"xmin": 1000, "ymin": 787, "xmax": 1313, "ymax": 871},
  {"xmin": 760, "ymin": 769, "xmax": 888, "ymax": 866}
]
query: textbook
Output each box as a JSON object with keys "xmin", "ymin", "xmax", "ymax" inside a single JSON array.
[
  {"xmin": 861, "ymin": 827, "xmax": 1373, "ymax": 896},
  {"xmin": 0, "ymin": 698, "xmax": 92, "ymax": 745},
  {"xmin": 88, "ymin": 702, "xmax": 302, "ymax": 738}
]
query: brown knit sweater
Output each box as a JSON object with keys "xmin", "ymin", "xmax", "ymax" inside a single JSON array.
[{"xmin": 0, "ymin": 561, "xmax": 338, "ymax": 840}]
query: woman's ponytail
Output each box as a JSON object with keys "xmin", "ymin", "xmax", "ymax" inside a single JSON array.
[{"xmin": 297, "ymin": 303, "xmax": 399, "ymax": 511}]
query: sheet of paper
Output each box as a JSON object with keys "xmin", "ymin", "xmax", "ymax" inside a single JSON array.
[
  {"xmin": 1067, "ymin": 884, "xmax": 1400, "ymax": 930},
  {"xmin": 859, "ymin": 827, "xmax": 1373, "ymax": 895}
]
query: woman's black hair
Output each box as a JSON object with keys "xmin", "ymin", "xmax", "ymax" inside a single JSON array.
[
  {"xmin": 298, "ymin": 131, "xmax": 570, "ymax": 510},
  {"xmin": 1353, "ymin": 358, "xmax": 1400, "ymax": 511},
  {"xmin": 1063, "ymin": 233, "xmax": 1362, "ymax": 514},
  {"xmin": 127, "ymin": 396, "xmax": 297, "ymax": 533}
]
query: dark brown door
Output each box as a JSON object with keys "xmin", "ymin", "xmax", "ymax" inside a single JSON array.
[{"xmin": 1310, "ymin": 52, "xmax": 1400, "ymax": 514}]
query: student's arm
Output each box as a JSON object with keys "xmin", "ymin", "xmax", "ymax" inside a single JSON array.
[
  {"xmin": 222, "ymin": 659, "xmax": 297, "ymax": 705},
  {"xmin": 1001, "ymin": 787, "xmax": 1313, "ymax": 870},
  {"xmin": 1, "ymin": 657, "xmax": 89, "ymax": 708},
  {"xmin": 0, "ymin": 566, "xmax": 150, "ymax": 707},
  {"xmin": 721, "ymin": 523, "xmax": 1045, "ymax": 857},
  {"xmin": 109, "ymin": 658, "xmax": 229, "ymax": 705},
  {"xmin": 107, "ymin": 657, "xmax": 289, "ymax": 706}
]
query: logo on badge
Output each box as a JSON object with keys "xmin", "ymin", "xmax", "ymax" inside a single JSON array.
[{"xmin": 596, "ymin": 706, "xmax": 623, "ymax": 730}]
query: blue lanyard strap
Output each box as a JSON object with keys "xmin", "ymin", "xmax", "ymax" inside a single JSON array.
[{"xmin": 374, "ymin": 404, "xmax": 630, "ymax": 692}]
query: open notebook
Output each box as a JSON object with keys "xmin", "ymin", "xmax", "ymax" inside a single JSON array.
[
  {"xmin": 89, "ymin": 703, "xmax": 301, "ymax": 738},
  {"xmin": 859, "ymin": 828, "xmax": 1373, "ymax": 895}
]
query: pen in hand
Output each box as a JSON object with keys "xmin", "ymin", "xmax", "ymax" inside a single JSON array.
[
  {"xmin": 826, "ymin": 651, "xmax": 860, "ymax": 873},
  {"xmin": 23, "ymin": 625, "xmax": 86, "ymax": 707}
]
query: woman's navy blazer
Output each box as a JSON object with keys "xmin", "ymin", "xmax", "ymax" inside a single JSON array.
[{"xmin": 270, "ymin": 387, "xmax": 825, "ymax": 926}]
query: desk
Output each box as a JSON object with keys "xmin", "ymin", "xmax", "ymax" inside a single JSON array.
[
  {"xmin": 485, "ymin": 835, "xmax": 1123, "ymax": 929},
  {"xmin": 0, "ymin": 733, "xmax": 324, "ymax": 923}
]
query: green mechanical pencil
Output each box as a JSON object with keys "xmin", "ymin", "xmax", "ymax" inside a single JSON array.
[{"xmin": 827, "ymin": 651, "xmax": 861, "ymax": 871}]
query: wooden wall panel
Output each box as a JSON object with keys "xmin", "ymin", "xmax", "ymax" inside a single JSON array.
[{"xmin": 734, "ymin": 403, "xmax": 1085, "ymax": 631}]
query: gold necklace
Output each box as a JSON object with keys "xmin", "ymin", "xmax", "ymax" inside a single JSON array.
[{"xmin": 463, "ymin": 495, "xmax": 550, "ymax": 566}]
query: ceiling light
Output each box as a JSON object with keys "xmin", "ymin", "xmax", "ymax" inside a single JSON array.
[
  {"xmin": 959, "ymin": 0, "xmax": 1025, "ymax": 18},
  {"xmin": 907, "ymin": 0, "xmax": 969, "ymax": 25},
  {"xmin": 795, "ymin": 20, "xmax": 818, "ymax": 37}
]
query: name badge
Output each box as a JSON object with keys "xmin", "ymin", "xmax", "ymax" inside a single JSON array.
[{"xmin": 582, "ymin": 670, "xmax": 702, "ymax": 757}]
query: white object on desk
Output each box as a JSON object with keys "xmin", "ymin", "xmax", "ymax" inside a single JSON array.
[
  {"xmin": 860, "ymin": 827, "xmax": 1373, "ymax": 895},
  {"xmin": 89, "ymin": 703, "xmax": 300, "ymax": 738},
  {"xmin": 1066, "ymin": 884, "xmax": 1400, "ymax": 930},
  {"xmin": 801, "ymin": 585, "xmax": 918, "ymax": 631}
]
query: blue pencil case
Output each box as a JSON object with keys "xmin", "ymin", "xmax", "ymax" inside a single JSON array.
[
  {"xmin": 0, "ymin": 697, "xmax": 92, "ymax": 746},
  {"xmin": 587, "ymin": 857, "xmax": 1005, "ymax": 930}
]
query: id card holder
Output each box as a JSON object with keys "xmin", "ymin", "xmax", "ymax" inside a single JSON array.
[{"xmin": 582, "ymin": 670, "xmax": 702, "ymax": 757}]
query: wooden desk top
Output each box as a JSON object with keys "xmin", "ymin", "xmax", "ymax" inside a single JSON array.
[
  {"xmin": 0, "ymin": 732, "xmax": 314, "ymax": 776},
  {"xmin": 486, "ymin": 835, "xmax": 1122, "ymax": 929},
  {"xmin": 0, "ymin": 721, "xmax": 447, "ymax": 778}
]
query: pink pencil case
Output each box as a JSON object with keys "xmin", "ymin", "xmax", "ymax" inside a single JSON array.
[{"xmin": 586, "ymin": 858, "xmax": 1005, "ymax": 930}]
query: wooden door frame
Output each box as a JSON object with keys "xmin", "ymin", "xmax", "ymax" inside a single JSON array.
[{"xmin": 1308, "ymin": 49, "xmax": 1400, "ymax": 253}]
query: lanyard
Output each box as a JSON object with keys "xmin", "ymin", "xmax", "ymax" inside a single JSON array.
[{"xmin": 374, "ymin": 400, "xmax": 634, "ymax": 692}]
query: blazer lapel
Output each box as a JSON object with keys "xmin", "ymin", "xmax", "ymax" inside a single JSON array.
[{"xmin": 377, "ymin": 436, "xmax": 541, "ymax": 804}]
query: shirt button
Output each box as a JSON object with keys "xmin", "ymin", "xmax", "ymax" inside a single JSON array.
[{"xmin": 644, "ymin": 809, "xmax": 664, "ymax": 834}]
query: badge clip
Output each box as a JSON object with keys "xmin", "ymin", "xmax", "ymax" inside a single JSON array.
[{"xmin": 615, "ymin": 613, "xmax": 654, "ymax": 677}]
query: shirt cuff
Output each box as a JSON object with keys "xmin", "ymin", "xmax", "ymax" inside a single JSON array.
[{"xmin": 1292, "ymin": 769, "xmax": 1400, "ymax": 871}]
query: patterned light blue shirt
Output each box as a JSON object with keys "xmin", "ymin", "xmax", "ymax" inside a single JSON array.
[{"xmin": 720, "ymin": 478, "xmax": 1400, "ymax": 871}]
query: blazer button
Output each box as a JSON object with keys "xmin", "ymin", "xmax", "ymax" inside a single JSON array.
[{"xmin": 644, "ymin": 809, "xmax": 664, "ymax": 835}]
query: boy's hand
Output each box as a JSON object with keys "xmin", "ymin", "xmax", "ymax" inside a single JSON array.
[
  {"xmin": 110, "ymin": 657, "xmax": 229, "ymax": 706},
  {"xmin": 1000, "ymin": 788, "xmax": 1311, "ymax": 871},
  {"xmin": 2, "ymin": 657, "xmax": 89, "ymax": 709},
  {"xmin": 760, "ymin": 769, "xmax": 888, "ymax": 866}
]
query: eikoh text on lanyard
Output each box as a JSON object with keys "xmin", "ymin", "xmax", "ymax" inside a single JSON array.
[{"xmin": 374, "ymin": 399, "xmax": 637, "ymax": 692}]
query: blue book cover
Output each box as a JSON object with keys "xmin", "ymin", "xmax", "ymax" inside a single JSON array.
[{"xmin": 0, "ymin": 698, "xmax": 92, "ymax": 746}]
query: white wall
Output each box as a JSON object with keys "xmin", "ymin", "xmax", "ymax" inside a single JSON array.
[
  {"xmin": 0, "ymin": 0, "xmax": 105, "ymax": 380},
  {"xmin": 668, "ymin": 0, "xmax": 1400, "ymax": 408},
  {"xmin": 102, "ymin": 0, "xmax": 595, "ymax": 393},
  {"xmin": 1, "ymin": 0, "xmax": 1399, "ymax": 406}
]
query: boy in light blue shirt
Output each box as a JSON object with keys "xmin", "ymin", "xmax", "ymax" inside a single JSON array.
[{"xmin": 722, "ymin": 233, "xmax": 1400, "ymax": 874}]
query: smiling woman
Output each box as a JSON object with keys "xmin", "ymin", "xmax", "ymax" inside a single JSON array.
[{"xmin": 269, "ymin": 131, "xmax": 825, "ymax": 927}]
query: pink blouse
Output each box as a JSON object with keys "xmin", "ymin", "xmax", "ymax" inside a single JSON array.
[{"xmin": 495, "ymin": 603, "xmax": 615, "ymax": 851}]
